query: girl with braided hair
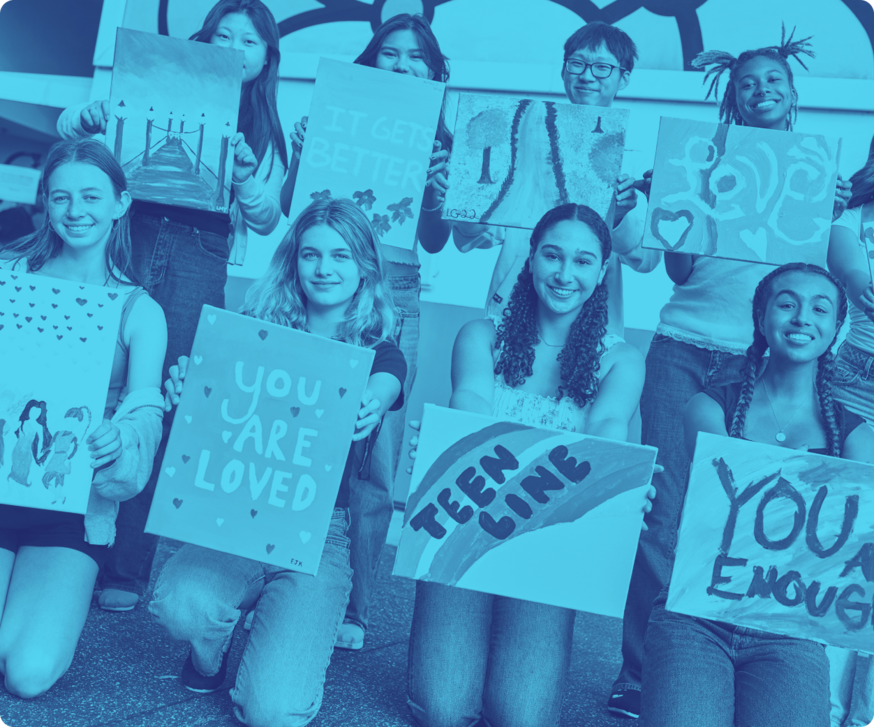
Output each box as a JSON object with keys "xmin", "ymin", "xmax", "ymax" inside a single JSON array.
[
  {"xmin": 406, "ymin": 203, "xmax": 656, "ymax": 727},
  {"xmin": 609, "ymin": 27, "xmax": 853, "ymax": 719},
  {"xmin": 641, "ymin": 263, "xmax": 874, "ymax": 727}
]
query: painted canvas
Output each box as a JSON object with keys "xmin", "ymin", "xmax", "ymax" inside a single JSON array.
[
  {"xmin": 105, "ymin": 28, "xmax": 243, "ymax": 214},
  {"xmin": 862, "ymin": 202, "xmax": 874, "ymax": 286},
  {"xmin": 0, "ymin": 165, "xmax": 41, "ymax": 205},
  {"xmin": 0, "ymin": 269, "xmax": 123, "ymax": 514},
  {"xmin": 643, "ymin": 117, "xmax": 840, "ymax": 266},
  {"xmin": 667, "ymin": 433, "xmax": 874, "ymax": 654},
  {"xmin": 393, "ymin": 405, "xmax": 657, "ymax": 615},
  {"xmin": 289, "ymin": 58, "xmax": 445, "ymax": 250},
  {"xmin": 441, "ymin": 94, "xmax": 628, "ymax": 229},
  {"xmin": 145, "ymin": 306, "xmax": 375, "ymax": 575}
]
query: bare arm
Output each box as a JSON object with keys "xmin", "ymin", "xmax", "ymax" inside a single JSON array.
[
  {"xmin": 842, "ymin": 423, "xmax": 874, "ymax": 465},
  {"xmin": 665, "ymin": 252, "xmax": 693, "ymax": 285},
  {"xmin": 449, "ymin": 319, "xmax": 498, "ymax": 416},
  {"xmin": 584, "ymin": 342, "xmax": 645, "ymax": 442},
  {"xmin": 125, "ymin": 295, "xmax": 168, "ymax": 393},
  {"xmin": 352, "ymin": 370, "xmax": 403, "ymax": 442},
  {"xmin": 827, "ymin": 224, "xmax": 872, "ymax": 314},
  {"xmin": 683, "ymin": 391, "xmax": 729, "ymax": 460}
]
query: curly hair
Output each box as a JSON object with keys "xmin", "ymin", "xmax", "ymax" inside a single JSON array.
[
  {"xmin": 495, "ymin": 204, "xmax": 612, "ymax": 409},
  {"xmin": 691, "ymin": 24, "xmax": 814, "ymax": 131},
  {"xmin": 729, "ymin": 263, "xmax": 848, "ymax": 456}
]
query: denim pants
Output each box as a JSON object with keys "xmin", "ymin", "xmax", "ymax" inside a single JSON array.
[
  {"xmin": 642, "ymin": 596, "xmax": 830, "ymax": 727},
  {"xmin": 345, "ymin": 272, "xmax": 420, "ymax": 631},
  {"xmin": 100, "ymin": 211, "xmax": 229, "ymax": 597},
  {"xmin": 407, "ymin": 581, "xmax": 576, "ymax": 727},
  {"xmin": 613, "ymin": 335, "xmax": 745, "ymax": 693},
  {"xmin": 149, "ymin": 509, "xmax": 353, "ymax": 727},
  {"xmin": 829, "ymin": 341, "xmax": 874, "ymax": 727}
]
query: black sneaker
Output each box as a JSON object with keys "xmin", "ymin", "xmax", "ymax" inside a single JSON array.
[
  {"xmin": 607, "ymin": 688, "xmax": 641, "ymax": 719},
  {"xmin": 180, "ymin": 648, "xmax": 229, "ymax": 693}
]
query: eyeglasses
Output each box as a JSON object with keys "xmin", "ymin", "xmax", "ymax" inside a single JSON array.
[{"xmin": 564, "ymin": 59, "xmax": 626, "ymax": 79}]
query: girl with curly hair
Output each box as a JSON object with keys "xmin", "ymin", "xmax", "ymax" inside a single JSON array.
[
  {"xmin": 406, "ymin": 203, "xmax": 655, "ymax": 727},
  {"xmin": 641, "ymin": 263, "xmax": 874, "ymax": 727}
]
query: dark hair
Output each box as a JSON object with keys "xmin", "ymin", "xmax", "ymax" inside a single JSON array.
[
  {"xmin": 3, "ymin": 140, "xmax": 135, "ymax": 284},
  {"xmin": 354, "ymin": 13, "xmax": 453, "ymax": 152},
  {"xmin": 191, "ymin": 0, "xmax": 288, "ymax": 172},
  {"xmin": 495, "ymin": 204, "xmax": 612, "ymax": 409},
  {"xmin": 848, "ymin": 133, "xmax": 874, "ymax": 209},
  {"xmin": 15, "ymin": 399, "xmax": 52, "ymax": 462},
  {"xmin": 730, "ymin": 263, "xmax": 848, "ymax": 456},
  {"xmin": 563, "ymin": 21, "xmax": 638, "ymax": 72},
  {"xmin": 692, "ymin": 25, "xmax": 813, "ymax": 131}
]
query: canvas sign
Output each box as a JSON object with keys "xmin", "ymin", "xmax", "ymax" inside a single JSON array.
[
  {"xmin": 442, "ymin": 94, "xmax": 628, "ymax": 229},
  {"xmin": 393, "ymin": 405, "xmax": 656, "ymax": 615},
  {"xmin": 667, "ymin": 432, "xmax": 874, "ymax": 654},
  {"xmin": 289, "ymin": 58, "xmax": 445, "ymax": 250},
  {"xmin": 0, "ymin": 269, "xmax": 123, "ymax": 514},
  {"xmin": 643, "ymin": 117, "xmax": 840, "ymax": 266},
  {"xmin": 106, "ymin": 28, "xmax": 243, "ymax": 213},
  {"xmin": 145, "ymin": 307, "xmax": 374, "ymax": 575}
]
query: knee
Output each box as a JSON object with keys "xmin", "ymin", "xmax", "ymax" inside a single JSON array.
[
  {"xmin": 407, "ymin": 694, "xmax": 470, "ymax": 727},
  {"xmin": 233, "ymin": 691, "xmax": 316, "ymax": 727},
  {"xmin": 148, "ymin": 580, "xmax": 234, "ymax": 641},
  {"xmin": 2, "ymin": 652, "xmax": 67, "ymax": 699}
]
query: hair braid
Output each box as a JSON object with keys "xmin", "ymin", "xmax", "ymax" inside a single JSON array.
[
  {"xmin": 815, "ymin": 351, "xmax": 842, "ymax": 458},
  {"xmin": 730, "ymin": 335, "xmax": 767, "ymax": 438}
]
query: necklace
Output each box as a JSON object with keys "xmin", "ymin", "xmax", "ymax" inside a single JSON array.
[
  {"xmin": 761, "ymin": 377, "xmax": 805, "ymax": 443},
  {"xmin": 536, "ymin": 325, "xmax": 565, "ymax": 348}
]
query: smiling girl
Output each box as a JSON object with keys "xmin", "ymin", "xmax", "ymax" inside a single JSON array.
[
  {"xmin": 57, "ymin": 0, "xmax": 288, "ymax": 613},
  {"xmin": 0, "ymin": 138, "xmax": 166, "ymax": 698}
]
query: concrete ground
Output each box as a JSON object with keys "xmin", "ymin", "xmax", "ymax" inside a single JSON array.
[{"xmin": 0, "ymin": 512, "xmax": 630, "ymax": 727}]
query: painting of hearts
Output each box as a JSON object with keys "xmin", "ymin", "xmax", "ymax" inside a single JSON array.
[
  {"xmin": 643, "ymin": 117, "xmax": 840, "ymax": 266},
  {"xmin": 393, "ymin": 405, "xmax": 656, "ymax": 615},
  {"xmin": 0, "ymin": 269, "xmax": 123, "ymax": 514}
]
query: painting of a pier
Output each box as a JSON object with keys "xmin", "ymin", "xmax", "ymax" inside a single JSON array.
[{"xmin": 106, "ymin": 29, "xmax": 243, "ymax": 213}]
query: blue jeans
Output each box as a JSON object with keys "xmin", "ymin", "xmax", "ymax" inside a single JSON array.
[
  {"xmin": 345, "ymin": 272, "xmax": 420, "ymax": 632},
  {"xmin": 407, "ymin": 581, "xmax": 575, "ymax": 727},
  {"xmin": 642, "ymin": 594, "xmax": 830, "ymax": 727},
  {"xmin": 99, "ymin": 211, "xmax": 230, "ymax": 597},
  {"xmin": 614, "ymin": 335, "xmax": 745, "ymax": 694},
  {"xmin": 148, "ymin": 509, "xmax": 352, "ymax": 727}
]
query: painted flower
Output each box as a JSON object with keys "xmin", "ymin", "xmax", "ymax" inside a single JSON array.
[
  {"xmin": 310, "ymin": 189, "xmax": 332, "ymax": 202},
  {"xmin": 353, "ymin": 189, "xmax": 377, "ymax": 210},
  {"xmin": 387, "ymin": 197, "xmax": 415, "ymax": 225},
  {"xmin": 371, "ymin": 213, "xmax": 391, "ymax": 237}
]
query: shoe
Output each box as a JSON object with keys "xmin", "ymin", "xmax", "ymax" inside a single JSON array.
[
  {"xmin": 98, "ymin": 589, "xmax": 139, "ymax": 612},
  {"xmin": 181, "ymin": 648, "xmax": 230, "ymax": 693},
  {"xmin": 607, "ymin": 688, "xmax": 641, "ymax": 719},
  {"xmin": 334, "ymin": 621, "xmax": 365, "ymax": 650}
]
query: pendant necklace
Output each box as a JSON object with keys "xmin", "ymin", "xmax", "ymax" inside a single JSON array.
[
  {"xmin": 536, "ymin": 325, "xmax": 565, "ymax": 348},
  {"xmin": 761, "ymin": 377, "xmax": 804, "ymax": 443}
]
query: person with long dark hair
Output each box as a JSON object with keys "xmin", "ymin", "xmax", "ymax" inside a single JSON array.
[
  {"xmin": 6, "ymin": 401, "xmax": 51, "ymax": 487},
  {"xmin": 56, "ymin": 0, "xmax": 288, "ymax": 612}
]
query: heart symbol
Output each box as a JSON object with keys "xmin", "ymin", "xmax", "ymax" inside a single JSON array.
[
  {"xmin": 650, "ymin": 208, "xmax": 694, "ymax": 251},
  {"xmin": 165, "ymin": 467, "xmax": 176, "ymax": 477},
  {"xmin": 216, "ymin": 518, "xmax": 224, "ymax": 526},
  {"xmin": 0, "ymin": 280, "xmax": 5, "ymax": 285},
  {"xmin": 204, "ymin": 386, "xmax": 212, "ymax": 398},
  {"xmin": 207, "ymin": 314, "xmax": 216, "ymax": 325},
  {"xmin": 290, "ymin": 407, "xmax": 300, "ymax": 418},
  {"xmin": 37, "ymin": 327, "xmax": 44, "ymax": 333},
  {"xmin": 299, "ymin": 531, "xmax": 312, "ymax": 544},
  {"xmin": 87, "ymin": 313, "xmax": 93, "ymax": 318},
  {"xmin": 222, "ymin": 431, "xmax": 232, "ymax": 443},
  {"xmin": 14, "ymin": 286, "xmax": 21, "ymax": 292},
  {"xmin": 28, "ymin": 303, "xmax": 34, "ymax": 308},
  {"xmin": 193, "ymin": 355, "xmax": 203, "ymax": 365},
  {"xmin": 315, "ymin": 409, "xmax": 324, "ymax": 418},
  {"xmin": 325, "ymin": 464, "xmax": 332, "ymax": 472},
  {"xmin": 266, "ymin": 544, "xmax": 275, "ymax": 554},
  {"xmin": 349, "ymin": 359, "xmax": 359, "ymax": 368},
  {"xmin": 258, "ymin": 330, "xmax": 268, "ymax": 340},
  {"xmin": 98, "ymin": 303, "xmax": 103, "ymax": 307},
  {"xmin": 339, "ymin": 388, "xmax": 347, "ymax": 399},
  {"xmin": 184, "ymin": 415, "xmax": 192, "ymax": 423},
  {"xmin": 52, "ymin": 288, "xmax": 60, "ymax": 294},
  {"xmin": 25, "ymin": 316, "xmax": 32, "ymax": 322},
  {"xmin": 64, "ymin": 315, "xmax": 70, "ymax": 320},
  {"xmin": 67, "ymin": 326, "xmax": 72, "ymax": 330},
  {"xmin": 51, "ymin": 304, "xmax": 58, "ymax": 308},
  {"xmin": 57, "ymin": 334, "xmax": 63, "ymax": 340},
  {"xmin": 29, "ymin": 285, "xmax": 36, "ymax": 291},
  {"xmin": 80, "ymin": 337, "xmax": 87, "ymax": 342},
  {"xmin": 75, "ymin": 298, "xmax": 87, "ymax": 306},
  {"xmin": 172, "ymin": 498, "xmax": 183, "ymax": 509},
  {"xmin": 250, "ymin": 509, "xmax": 258, "ymax": 518},
  {"xmin": 40, "ymin": 315, "xmax": 46, "ymax": 321},
  {"xmin": 12, "ymin": 313, "xmax": 18, "ymax": 318},
  {"xmin": 98, "ymin": 325, "xmax": 103, "ymax": 330},
  {"xmin": 181, "ymin": 454, "xmax": 191, "ymax": 464},
  {"xmin": 107, "ymin": 292, "xmax": 118, "ymax": 300},
  {"xmin": 15, "ymin": 324, "xmax": 21, "ymax": 329},
  {"xmin": 53, "ymin": 325, "xmax": 58, "ymax": 329}
]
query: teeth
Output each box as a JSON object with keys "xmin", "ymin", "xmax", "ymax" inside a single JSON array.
[
  {"xmin": 550, "ymin": 286, "xmax": 574, "ymax": 298},
  {"xmin": 754, "ymin": 100, "xmax": 777, "ymax": 108},
  {"xmin": 787, "ymin": 333, "xmax": 813, "ymax": 341}
]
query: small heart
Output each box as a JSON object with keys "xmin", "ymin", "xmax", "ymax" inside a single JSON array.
[
  {"xmin": 193, "ymin": 355, "xmax": 203, "ymax": 365},
  {"xmin": 9, "ymin": 299, "xmax": 15, "ymax": 304},
  {"xmin": 57, "ymin": 334, "xmax": 63, "ymax": 340},
  {"xmin": 315, "ymin": 409, "xmax": 324, "ymax": 418},
  {"xmin": 67, "ymin": 326, "xmax": 72, "ymax": 330},
  {"xmin": 0, "ymin": 280, "xmax": 5, "ymax": 285},
  {"xmin": 53, "ymin": 325, "xmax": 58, "ymax": 330},
  {"xmin": 40, "ymin": 315, "xmax": 46, "ymax": 321},
  {"xmin": 258, "ymin": 330, "xmax": 268, "ymax": 341},
  {"xmin": 52, "ymin": 288, "xmax": 60, "ymax": 294},
  {"xmin": 222, "ymin": 431, "xmax": 232, "ymax": 443},
  {"xmin": 184, "ymin": 415, "xmax": 192, "ymax": 424},
  {"xmin": 29, "ymin": 285, "xmax": 36, "ymax": 291},
  {"xmin": 14, "ymin": 286, "xmax": 21, "ymax": 292},
  {"xmin": 87, "ymin": 312, "xmax": 93, "ymax": 318},
  {"xmin": 325, "ymin": 464, "xmax": 332, "ymax": 472},
  {"xmin": 250, "ymin": 509, "xmax": 258, "ymax": 518},
  {"xmin": 79, "ymin": 286, "xmax": 85, "ymax": 290},
  {"xmin": 204, "ymin": 386, "xmax": 212, "ymax": 398},
  {"xmin": 25, "ymin": 316, "xmax": 32, "ymax": 322},
  {"xmin": 266, "ymin": 544, "xmax": 275, "ymax": 554},
  {"xmin": 12, "ymin": 312, "xmax": 18, "ymax": 318},
  {"xmin": 299, "ymin": 531, "xmax": 312, "ymax": 544},
  {"xmin": 216, "ymin": 518, "xmax": 224, "ymax": 526},
  {"xmin": 79, "ymin": 337, "xmax": 87, "ymax": 342},
  {"xmin": 349, "ymin": 359, "xmax": 359, "ymax": 368},
  {"xmin": 107, "ymin": 292, "xmax": 118, "ymax": 300},
  {"xmin": 172, "ymin": 498, "xmax": 183, "ymax": 509},
  {"xmin": 181, "ymin": 454, "xmax": 191, "ymax": 464},
  {"xmin": 15, "ymin": 324, "xmax": 21, "ymax": 329},
  {"xmin": 650, "ymin": 208, "xmax": 695, "ymax": 252},
  {"xmin": 97, "ymin": 325, "xmax": 103, "ymax": 330},
  {"xmin": 51, "ymin": 303, "xmax": 58, "ymax": 308},
  {"xmin": 339, "ymin": 387, "xmax": 347, "ymax": 399},
  {"xmin": 98, "ymin": 303, "xmax": 103, "ymax": 308},
  {"xmin": 75, "ymin": 298, "xmax": 87, "ymax": 306},
  {"xmin": 165, "ymin": 467, "xmax": 176, "ymax": 477},
  {"xmin": 64, "ymin": 315, "xmax": 70, "ymax": 320},
  {"xmin": 290, "ymin": 407, "xmax": 300, "ymax": 418},
  {"xmin": 207, "ymin": 314, "xmax": 217, "ymax": 325},
  {"xmin": 28, "ymin": 303, "xmax": 34, "ymax": 308},
  {"xmin": 37, "ymin": 327, "xmax": 44, "ymax": 333}
]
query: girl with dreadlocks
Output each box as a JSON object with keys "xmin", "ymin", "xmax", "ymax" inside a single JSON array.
[
  {"xmin": 641, "ymin": 263, "xmax": 874, "ymax": 727},
  {"xmin": 405, "ymin": 203, "xmax": 656, "ymax": 727},
  {"xmin": 825, "ymin": 133, "xmax": 874, "ymax": 727},
  {"xmin": 609, "ymin": 28, "xmax": 854, "ymax": 719}
]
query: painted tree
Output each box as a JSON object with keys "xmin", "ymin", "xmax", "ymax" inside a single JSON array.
[
  {"xmin": 387, "ymin": 197, "xmax": 414, "ymax": 225},
  {"xmin": 353, "ymin": 189, "xmax": 377, "ymax": 210},
  {"xmin": 371, "ymin": 213, "xmax": 391, "ymax": 238},
  {"xmin": 466, "ymin": 107, "xmax": 510, "ymax": 184}
]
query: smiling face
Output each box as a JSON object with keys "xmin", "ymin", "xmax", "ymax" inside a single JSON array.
[
  {"xmin": 758, "ymin": 271, "xmax": 840, "ymax": 365},
  {"xmin": 297, "ymin": 224, "xmax": 363, "ymax": 314},
  {"xmin": 528, "ymin": 219, "xmax": 607, "ymax": 318},
  {"xmin": 46, "ymin": 161, "xmax": 129, "ymax": 254},
  {"xmin": 734, "ymin": 55, "xmax": 795, "ymax": 130},
  {"xmin": 211, "ymin": 12, "xmax": 268, "ymax": 83},
  {"xmin": 562, "ymin": 42, "xmax": 628, "ymax": 108},
  {"xmin": 374, "ymin": 29, "xmax": 434, "ymax": 79}
]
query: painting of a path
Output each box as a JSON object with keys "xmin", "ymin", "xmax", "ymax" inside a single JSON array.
[
  {"xmin": 106, "ymin": 29, "xmax": 243, "ymax": 213},
  {"xmin": 443, "ymin": 94, "xmax": 628, "ymax": 229}
]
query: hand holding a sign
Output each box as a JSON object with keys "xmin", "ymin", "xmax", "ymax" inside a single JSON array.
[
  {"xmin": 632, "ymin": 170, "xmax": 653, "ymax": 201},
  {"xmin": 290, "ymin": 116, "xmax": 308, "ymax": 158},
  {"xmin": 80, "ymin": 100, "xmax": 110, "ymax": 135},
  {"xmin": 88, "ymin": 420, "xmax": 123, "ymax": 468},
  {"xmin": 613, "ymin": 174, "xmax": 638, "ymax": 227},
  {"xmin": 833, "ymin": 175, "xmax": 852, "ymax": 222},
  {"xmin": 231, "ymin": 133, "xmax": 259, "ymax": 184},
  {"xmin": 163, "ymin": 356, "xmax": 189, "ymax": 411},
  {"xmin": 352, "ymin": 389, "xmax": 382, "ymax": 442},
  {"xmin": 424, "ymin": 140, "xmax": 450, "ymax": 208}
]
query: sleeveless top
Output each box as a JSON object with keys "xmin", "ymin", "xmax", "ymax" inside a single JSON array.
[
  {"xmin": 489, "ymin": 317, "xmax": 624, "ymax": 432},
  {"xmin": 104, "ymin": 286, "xmax": 149, "ymax": 418}
]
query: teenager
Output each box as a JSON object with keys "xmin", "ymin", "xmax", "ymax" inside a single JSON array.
[
  {"xmin": 641, "ymin": 262, "xmax": 874, "ymax": 727},
  {"xmin": 406, "ymin": 203, "xmax": 655, "ymax": 727},
  {"xmin": 0, "ymin": 139, "xmax": 166, "ymax": 697},
  {"xmin": 279, "ymin": 12, "xmax": 452, "ymax": 651},
  {"xmin": 150, "ymin": 197, "xmax": 405, "ymax": 727},
  {"xmin": 609, "ymin": 29, "xmax": 853, "ymax": 718},
  {"xmin": 56, "ymin": 0, "xmax": 288, "ymax": 612}
]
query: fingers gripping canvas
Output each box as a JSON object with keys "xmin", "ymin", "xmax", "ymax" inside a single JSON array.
[
  {"xmin": 442, "ymin": 94, "xmax": 628, "ymax": 229},
  {"xmin": 393, "ymin": 405, "xmax": 656, "ymax": 615},
  {"xmin": 0, "ymin": 270, "xmax": 123, "ymax": 514},
  {"xmin": 667, "ymin": 433, "xmax": 874, "ymax": 654},
  {"xmin": 643, "ymin": 117, "xmax": 840, "ymax": 266},
  {"xmin": 106, "ymin": 29, "xmax": 243, "ymax": 213},
  {"xmin": 145, "ymin": 307, "xmax": 374, "ymax": 575}
]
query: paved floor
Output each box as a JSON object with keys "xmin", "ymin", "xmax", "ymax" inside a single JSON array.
[{"xmin": 0, "ymin": 513, "xmax": 630, "ymax": 727}]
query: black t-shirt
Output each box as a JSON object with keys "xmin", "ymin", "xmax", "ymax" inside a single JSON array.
[{"xmin": 335, "ymin": 340, "xmax": 407, "ymax": 509}]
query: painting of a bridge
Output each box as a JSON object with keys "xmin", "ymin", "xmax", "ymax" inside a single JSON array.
[
  {"xmin": 442, "ymin": 94, "xmax": 628, "ymax": 230},
  {"xmin": 106, "ymin": 29, "xmax": 243, "ymax": 214}
]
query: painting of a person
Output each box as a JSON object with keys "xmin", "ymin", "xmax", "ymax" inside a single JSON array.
[
  {"xmin": 41, "ymin": 407, "xmax": 92, "ymax": 490},
  {"xmin": 7, "ymin": 401, "xmax": 51, "ymax": 488}
]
